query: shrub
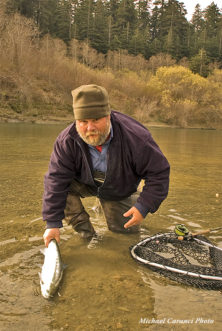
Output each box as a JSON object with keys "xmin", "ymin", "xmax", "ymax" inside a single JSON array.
[{"xmin": 147, "ymin": 66, "xmax": 222, "ymax": 127}]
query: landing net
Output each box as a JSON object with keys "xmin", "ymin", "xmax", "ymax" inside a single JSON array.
[{"xmin": 130, "ymin": 233, "xmax": 222, "ymax": 290}]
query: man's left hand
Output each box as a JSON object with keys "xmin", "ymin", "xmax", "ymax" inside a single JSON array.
[{"xmin": 123, "ymin": 207, "xmax": 144, "ymax": 228}]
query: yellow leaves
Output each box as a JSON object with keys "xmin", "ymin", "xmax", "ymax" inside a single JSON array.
[
  {"xmin": 147, "ymin": 65, "xmax": 221, "ymax": 106},
  {"xmin": 208, "ymin": 69, "xmax": 222, "ymax": 86},
  {"xmin": 144, "ymin": 65, "xmax": 222, "ymax": 127}
]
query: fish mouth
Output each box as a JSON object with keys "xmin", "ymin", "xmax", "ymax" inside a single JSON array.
[{"xmin": 41, "ymin": 289, "xmax": 52, "ymax": 299}]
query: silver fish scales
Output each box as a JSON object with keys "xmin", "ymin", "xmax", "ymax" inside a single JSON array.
[{"xmin": 40, "ymin": 240, "xmax": 64, "ymax": 299}]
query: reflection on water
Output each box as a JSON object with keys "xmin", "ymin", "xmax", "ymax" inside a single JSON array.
[{"xmin": 0, "ymin": 123, "xmax": 222, "ymax": 330}]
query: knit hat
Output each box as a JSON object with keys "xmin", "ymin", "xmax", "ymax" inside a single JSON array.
[{"xmin": 71, "ymin": 84, "xmax": 111, "ymax": 120}]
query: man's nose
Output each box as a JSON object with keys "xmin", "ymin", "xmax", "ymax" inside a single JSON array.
[{"xmin": 87, "ymin": 121, "xmax": 96, "ymax": 131}]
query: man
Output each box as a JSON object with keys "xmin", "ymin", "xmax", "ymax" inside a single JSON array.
[{"xmin": 43, "ymin": 84, "xmax": 170, "ymax": 247}]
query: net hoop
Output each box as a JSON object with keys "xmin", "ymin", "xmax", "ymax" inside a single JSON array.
[{"xmin": 130, "ymin": 233, "xmax": 222, "ymax": 282}]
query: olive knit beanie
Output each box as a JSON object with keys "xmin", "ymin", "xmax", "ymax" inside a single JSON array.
[{"xmin": 71, "ymin": 84, "xmax": 111, "ymax": 120}]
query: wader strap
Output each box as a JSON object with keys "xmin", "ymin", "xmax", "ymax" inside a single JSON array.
[{"xmin": 93, "ymin": 170, "xmax": 106, "ymax": 186}]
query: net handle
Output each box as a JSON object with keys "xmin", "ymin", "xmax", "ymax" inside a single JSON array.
[
  {"xmin": 192, "ymin": 226, "xmax": 222, "ymax": 236},
  {"xmin": 192, "ymin": 229, "xmax": 210, "ymax": 236}
]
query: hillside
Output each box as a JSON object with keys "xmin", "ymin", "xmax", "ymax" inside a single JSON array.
[{"xmin": 0, "ymin": 12, "xmax": 222, "ymax": 128}]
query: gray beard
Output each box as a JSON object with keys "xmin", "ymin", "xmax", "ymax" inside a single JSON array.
[{"xmin": 77, "ymin": 121, "xmax": 111, "ymax": 146}]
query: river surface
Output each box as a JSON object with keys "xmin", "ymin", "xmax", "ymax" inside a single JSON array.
[{"xmin": 0, "ymin": 123, "xmax": 221, "ymax": 331}]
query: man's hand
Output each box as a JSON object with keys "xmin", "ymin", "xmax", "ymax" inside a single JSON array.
[
  {"xmin": 43, "ymin": 228, "xmax": 60, "ymax": 247},
  {"xmin": 123, "ymin": 207, "xmax": 144, "ymax": 228}
]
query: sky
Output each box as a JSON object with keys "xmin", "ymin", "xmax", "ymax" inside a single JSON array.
[{"xmin": 181, "ymin": 0, "xmax": 222, "ymax": 21}]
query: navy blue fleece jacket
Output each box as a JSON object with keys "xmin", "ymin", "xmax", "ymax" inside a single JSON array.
[{"xmin": 42, "ymin": 111, "xmax": 170, "ymax": 228}]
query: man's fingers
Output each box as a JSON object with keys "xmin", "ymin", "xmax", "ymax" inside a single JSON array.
[
  {"xmin": 55, "ymin": 235, "xmax": 60, "ymax": 244},
  {"xmin": 43, "ymin": 228, "xmax": 60, "ymax": 247},
  {"xmin": 123, "ymin": 207, "xmax": 138, "ymax": 228},
  {"xmin": 43, "ymin": 234, "xmax": 52, "ymax": 247},
  {"xmin": 123, "ymin": 207, "xmax": 144, "ymax": 228},
  {"xmin": 124, "ymin": 217, "xmax": 136, "ymax": 228},
  {"xmin": 44, "ymin": 238, "xmax": 50, "ymax": 248},
  {"xmin": 124, "ymin": 221, "xmax": 131, "ymax": 228},
  {"xmin": 123, "ymin": 208, "xmax": 133, "ymax": 217}
]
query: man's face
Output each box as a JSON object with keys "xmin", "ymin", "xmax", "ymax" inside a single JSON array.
[{"xmin": 76, "ymin": 115, "xmax": 111, "ymax": 146}]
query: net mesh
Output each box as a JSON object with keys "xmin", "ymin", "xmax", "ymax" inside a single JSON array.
[{"xmin": 130, "ymin": 233, "xmax": 222, "ymax": 290}]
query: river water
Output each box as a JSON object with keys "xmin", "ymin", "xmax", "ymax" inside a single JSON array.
[{"xmin": 0, "ymin": 123, "xmax": 221, "ymax": 331}]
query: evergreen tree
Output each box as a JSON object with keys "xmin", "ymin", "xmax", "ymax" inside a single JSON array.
[
  {"xmin": 191, "ymin": 4, "xmax": 204, "ymax": 32},
  {"xmin": 149, "ymin": 3, "xmax": 162, "ymax": 54},
  {"xmin": 6, "ymin": 0, "xmax": 36, "ymax": 17},
  {"xmin": 36, "ymin": 0, "xmax": 59, "ymax": 36},
  {"xmin": 105, "ymin": 0, "xmax": 121, "ymax": 50},
  {"xmin": 218, "ymin": 15, "xmax": 222, "ymax": 60},
  {"xmin": 4, "ymin": 0, "xmax": 222, "ymax": 70},
  {"xmin": 150, "ymin": 0, "xmax": 165, "ymax": 41},
  {"xmin": 90, "ymin": 0, "xmax": 109, "ymax": 53},
  {"xmin": 150, "ymin": 0, "xmax": 189, "ymax": 59},
  {"xmin": 164, "ymin": 0, "xmax": 188, "ymax": 58},
  {"xmin": 136, "ymin": 0, "xmax": 150, "ymax": 30},
  {"xmin": 189, "ymin": 48, "xmax": 210, "ymax": 77},
  {"xmin": 204, "ymin": 2, "xmax": 222, "ymax": 61},
  {"xmin": 204, "ymin": 2, "xmax": 221, "ymax": 38},
  {"xmin": 190, "ymin": 4, "xmax": 205, "ymax": 55},
  {"xmin": 6, "ymin": 0, "xmax": 60, "ymax": 37},
  {"xmin": 74, "ymin": 0, "xmax": 95, "ymax": 41},
  {"xmin": 131, "ymin": 0, "xmax": 150, "ymax": 57},
  {"xmin": 116, "ymin": 0, "xmax": 137, "ymax": 50},
  {"xmin": 129, "ymin": 27, "xmax": 146, "ymax": 56},
  {"xmin": 106, "ymin": 0, "xmax": 120, "ymax": 20},
  {"xmin": 54, "ymin": 0, "xmax": 73, "ymax": 42}
]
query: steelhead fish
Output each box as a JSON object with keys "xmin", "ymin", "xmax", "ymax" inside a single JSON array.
[{"xmin": 39, "ymin": 239, "xmax": 64, "ymax": 299}]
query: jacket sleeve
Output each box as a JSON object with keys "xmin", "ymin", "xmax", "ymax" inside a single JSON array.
[
  {"xmin": 134, "ymin": 136, "xmax": 170, "ymax": 216},
  {"xmin": 42, "ymin": 137, "xmax": 76, "ymax": 228}
]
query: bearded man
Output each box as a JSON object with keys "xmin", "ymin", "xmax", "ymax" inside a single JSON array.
[{"xmin": 42, "ymin": 84, "xmax": 170, "ymax": 247}]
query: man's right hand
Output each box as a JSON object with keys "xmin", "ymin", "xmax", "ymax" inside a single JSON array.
[{"xmin": 43, "ymin": 228, "xmax": 60, "ymax": 247}]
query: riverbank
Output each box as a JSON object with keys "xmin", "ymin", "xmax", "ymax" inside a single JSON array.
[
  {"xmin": 0, "ymin": 107, "xmax": 73, "ymax": 125},
  {"xmin": 1, "ymin": 108, "xmax": 220, "ymax": 130}
]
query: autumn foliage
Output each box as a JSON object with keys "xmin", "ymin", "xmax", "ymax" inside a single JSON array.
[{"xmin": 0, "ymin": 12, "xmax": 222, "ymax": 128}]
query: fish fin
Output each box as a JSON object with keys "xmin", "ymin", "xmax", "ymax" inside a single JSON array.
[
  {"xmin": 38, "ymin": 272, "xmax": 44, "ymax": 285},
  {"xmin": 62, "ymin": 263, "xmax": 68, "ymax": 270},
  {"xmin": 40, "ymin": 248, "xmax": 46, "ymax": 255}
]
